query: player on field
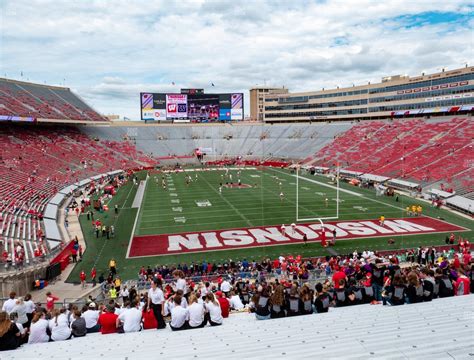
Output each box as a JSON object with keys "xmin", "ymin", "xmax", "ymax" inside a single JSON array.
[
  {"xmin": 303, "ymin": 233, "xmax": 308, "ymax": 245},
  {"xmin": 219, "ymin": 184, "xmax": 222, "ymax": 194},
  {"xmin": 379, "ymin": 215, "xmax": 385, "ymax": 227},
  {"xmin": 290, "ymin": 223, "xmax": 296, "ymax": 235},
  {"xmin": 280, "ymin": 191, "xmax": 284, "ymax": 201},
  {"xmin": 417, "ymin": 205, "xmax": 422, "ymax": 216},
  {"xmin": 406, "ymin": 206, "xmax": 411, "ymax": 216},
  {"xmin": 325, "ymin": 198, "xmax": 329, "ymax": 207},
  {"xmin": 320, "ymin": 227, "xmax": 327, "ymax": 247},
  {"xmin": 195, "ymin": 173, "xmax": 198, "ymax": 180},
  {"xmin": 280, "ymin": 224, "xmax": 286, "ymax": 236}
]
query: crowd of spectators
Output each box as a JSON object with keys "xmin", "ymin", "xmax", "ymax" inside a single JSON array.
[{"xmin": 1, "ymin": 244, "xmax": 472, "ymax": 351}]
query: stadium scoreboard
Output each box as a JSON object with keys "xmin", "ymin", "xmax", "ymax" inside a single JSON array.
[{"xmin": 140, "ymin": 91, "xmax": 243, "ymax": 121}]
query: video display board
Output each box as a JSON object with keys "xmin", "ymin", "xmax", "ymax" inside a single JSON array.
[{"xmin": 140, "ymin": 92, "xmax": 244, "ymax": 121}]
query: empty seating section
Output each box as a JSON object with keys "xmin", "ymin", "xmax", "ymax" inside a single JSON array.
[
  {"xmin": 310, "ymin": 117, "xmax": 473, "ymax": 189},
  {"xmin": 0, "ymin": 78, "xmax": 107, "ymax": 121},
  {"xmin": 0, "ymin": 125, "xmax": 157, "ymax": 264},
  {"xmin": 80, "ymin": 122, "xmax": 353, "ymax": 161}
]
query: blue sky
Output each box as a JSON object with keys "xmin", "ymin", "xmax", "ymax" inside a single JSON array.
[{"xmin": 0, "ymin": 0, "xmax": 472, "ymax": 120}]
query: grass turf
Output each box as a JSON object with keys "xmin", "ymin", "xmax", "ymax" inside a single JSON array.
[{"xmin": 67, "ymin": 168, "xmax": 473, "ymax": 282}]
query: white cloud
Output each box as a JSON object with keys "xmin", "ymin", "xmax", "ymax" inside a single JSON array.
[{"xmin": 1, "ymin": 0, "xmax": 472, "ymax": 120}]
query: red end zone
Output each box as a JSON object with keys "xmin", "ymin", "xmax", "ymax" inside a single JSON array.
[{"xmin": 128, "ymin": 217, "xmax": 467, "ymax": 258}]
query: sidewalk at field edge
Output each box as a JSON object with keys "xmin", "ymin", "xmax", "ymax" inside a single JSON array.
[{"xmin": 31, "ymin": 200, "xmax": 99, "ymax": 304}]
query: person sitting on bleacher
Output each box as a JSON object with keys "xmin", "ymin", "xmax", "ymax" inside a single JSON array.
[
  {"xmin": 437, "ymin": 270, "xmax": 454, "ymax": 298},
  {"xmin": 215, "ymin": 291, "xmax": 230, "ymax": 318},
  {"xmin": 82, "ymin": 303, "xmax": 100, "ymax": 333},
  {"xmin": 97, "ymin": 302, "xmax": 118, "ymax": 335},
  {"xmin": 382, "ymin": 274, "xmax": 406, "ymax": 306},
  {"xmin": 285, "ymin": 285, "xmax": 301, "ymax": 316},
  {"xmin": 70, "ymin": 309, "xmax": 87, "ymax": 338},
  {"xmin": 314, "ymin": 283, "xmax": 331, "ymax": 313},
  {"xmin": 170, "ymin": 294, "xmax": 189, "ymax": 331},
  {"xmin": 270, "ymin": 285, "xmax": 286, "ymax": 318},
  {"xmin": 406, "ymin": 272, "xmax": 424, "ymax": 304},
  {"xmin": 228, "ymin": 291, "xmax": 244, "ymax": 311},
  {"xmin": 204, "ymin": 293, "xmax": 223, "ymax": 326},
  {"xmin": 249, "ymin": 286, "xmax": 271, "ymax": 320},
  {"xmin": 187, "ymin": 293, "xmax": 206, "ymax": 329},
  {"xmin": 48, "ymin": 308, "xmax": 71, "ymax": 341},
  {"xmin": 334, "ymin": 279, "xmax": 349, "ymax": 307},
  {"xmin": 299, "ymin": 284, "xmax": 314, "ymax": 315},
  {"xmin": 116, "ymin": 300, "xmax": 142, "ymax": 333},
  {"xmin": 420, "ymin": 269, "xmax": 435, "ymax": 302}
]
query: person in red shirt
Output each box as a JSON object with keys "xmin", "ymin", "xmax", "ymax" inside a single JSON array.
[
  {"xmin": 80, "ymin": 270, "xmax": 86, "ymax": 288},
  {"xmin": 320, "ymin": 228, "xmax": 327, "ymax": 247},
  {"xmin": 332, "ymin": 268, "xmax": 347, "ymax": 289},
  {"xmin": 142, "ymin": 303, "xmax": 158, "ymax": 330},
  {"xmin": 215, "ymin": 291, "xmax": 230, "ymax": 318},
  {"xmin": 91, "ymin": 267, "xmax": 97, "ymax": 287},
  {"xmin": 462, "ymin": 251, "xmax": 472, "ymax": 266},
  {"xmin": 454, "ymin": 270, "xmax": 470, "ymax": 296},
  {"xmin": 98, "ymin": 303, "xmax": 118, "ymax": 334}
]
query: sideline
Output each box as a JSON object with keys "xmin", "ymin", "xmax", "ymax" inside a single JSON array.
[{"xmin": 126, "ymin": 178, "xmax": 148, "ymax": 258}]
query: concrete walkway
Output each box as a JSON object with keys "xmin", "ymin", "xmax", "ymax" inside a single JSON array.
[{"xmin": 30, "ymin": 199, "xmax": 99, "ymax": 304}]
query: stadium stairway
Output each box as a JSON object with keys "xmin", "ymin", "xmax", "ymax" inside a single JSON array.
[{"xmin": 4, "ymin": 295, "xmax": 473, "ymax": 359}]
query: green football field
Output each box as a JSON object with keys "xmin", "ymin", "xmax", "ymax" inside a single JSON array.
[{"xmin": 68, "ymin": 167, "xmax": 473, "ymax": 282}]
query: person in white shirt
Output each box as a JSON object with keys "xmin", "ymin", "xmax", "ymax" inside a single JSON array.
[
  {"xmin": 170, "ymin": 295, "xmax": 189, "ymax": 331},
  {"xmin": 173, "ymin": 270, "xmax": 188, "ymax": 295},
  {"xmin": 119, "ymin": 286, "xmax": 129, "ymax": 304},
  {"xmin": 117, "ymin": 300, "xmax": 142, "ymax": 333},
  {"xmin": 200, "ymin": 282, "xmax": 211, "ymax": 300},
  {"xmin": 49, "ymin": 309, "xmax": 71, "ymax": 341},
  {"xmin": 82, "ymin": 303, "xmax": 100, "ymax": 333},
  {"xmin": 204, "ymin": 293, "xmax": 223, "ymax": 326},
  {"xmin": 28, "ymin": 312, "xmax": 50, "ymax": 344},
  {"xmin": 24, "ymin": 294, "xmax": 36, "ymax": 326},
  {"xmin": 220, "ymin": 279, "xmax": 232, "ymax": 295},
  {"xmin": 2, "ymin": 292, "xmax": 16, "ymax": 314},
  {"xmin": 229, "ymin": 291, "xmax": 244, "ymax": 310},
  {"xmin": 164, "ymin": 290, "xmax": 188, "ymax": 316},
  {"xmin": 147, "ymin": 279, "xmax": 166, "ymax": 329},
  {"xmin": 10, "ymin": 298, "xmax": 28, "ymax": 326},
  {"xmin": 187, "ymin": 293, "xmax": 206, "ymax": 328}
]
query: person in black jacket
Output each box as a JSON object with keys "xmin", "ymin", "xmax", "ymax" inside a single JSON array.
[
  {"xmin": 285, "ymin": 286, "xmax": 301, "ymax": 316},
  {"xmin": 382, "ymin": 274, "xmax": 406, "ymax": 306},
  {"xmin": 420, "ymin": 269, "xmax": 435, "ymax": 302},
  {"xmin": 406, "ymin": 272, "xmax": 423, "ymax": 304},
  {"xmin": 251, "ymin": 287, "xmax": 271, "ymax": 320},
  {"xmin": 334, "ymin": 279, "xmax": 348, "ymax": 307},
  {"xmin": 299, "ymin": 285, "xmax": 314, "ymax": 315},
  {"xmin": 438, "ymin": 272, "xmax": 454, "ymax": 298},
  {"xmin": 314, "ymin": 283, "xmax": 331, "ymax": 313}
]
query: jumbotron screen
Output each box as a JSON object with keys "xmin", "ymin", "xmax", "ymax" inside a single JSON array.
[{"xmin": 140, "ymin": 92, "xmax": 243, "ymax": 121}]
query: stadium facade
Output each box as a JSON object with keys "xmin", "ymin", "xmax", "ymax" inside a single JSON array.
[{"xmin": 252, "ymin": 66, "xmax": 474, "ymax": 123}]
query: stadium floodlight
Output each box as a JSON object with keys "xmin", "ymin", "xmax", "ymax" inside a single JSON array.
[{"xmin": 295, "ymin": 164, "xmax": 340, "ymax": 222}]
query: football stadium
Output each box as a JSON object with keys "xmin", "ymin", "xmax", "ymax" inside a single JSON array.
[{"xmin": 0, "ymin": 1, "xmax": 473, "ymax": 359}]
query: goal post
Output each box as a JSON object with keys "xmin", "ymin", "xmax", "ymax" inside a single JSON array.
[{"xmin": 295, "ymin": 164, "xmax": 340, "ymax": 222}]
